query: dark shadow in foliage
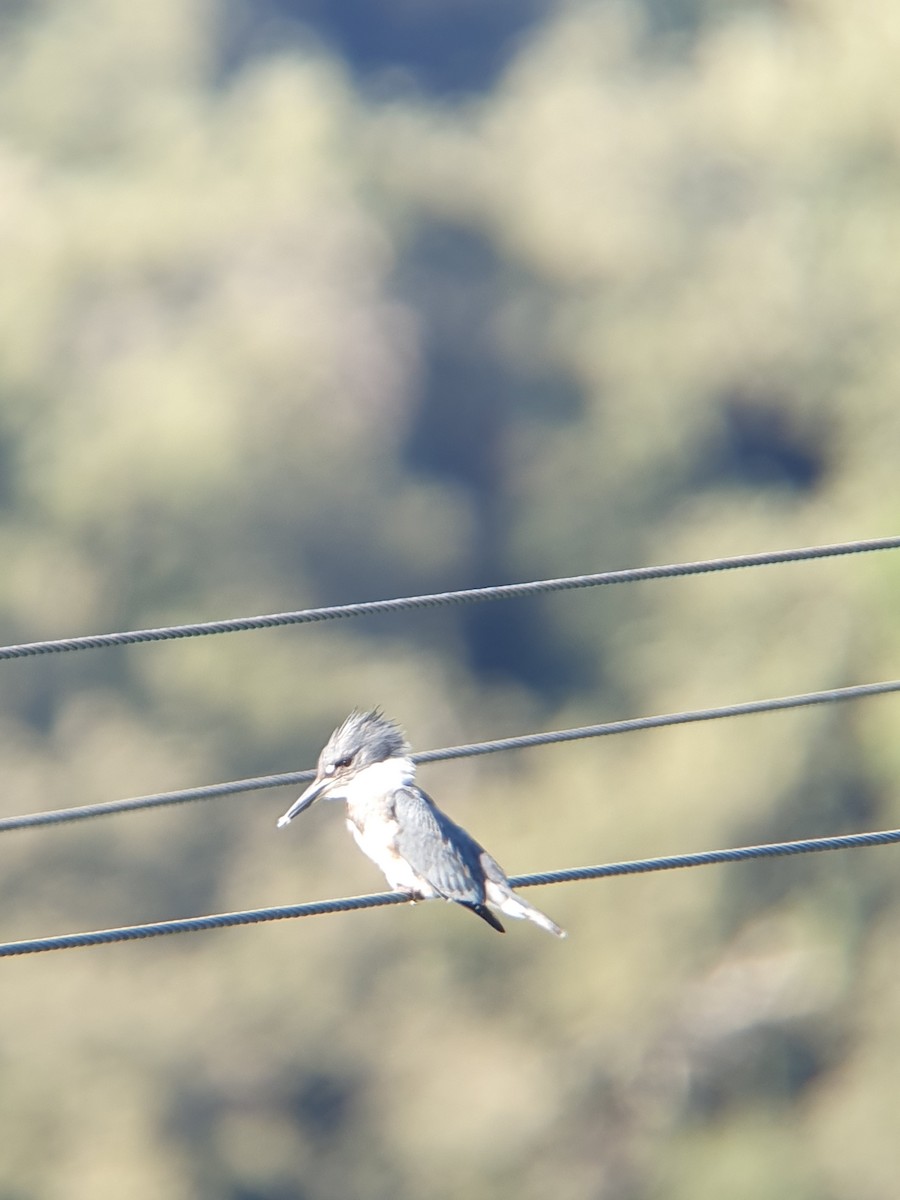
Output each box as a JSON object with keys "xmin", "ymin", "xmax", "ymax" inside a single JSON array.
[
  {"xmin": 0, "ymin": 426, "xmax": 14, "ymax": 510},
  {"xmin": 167, "ymin": 1067, "xmax": 361, "ymax": 1169},
  {"xmin": 626, "ymin": 0, "xmax": 791, "ymax": 57},
  {"xmin": 683, "ymin": 1020, "xmax": 841, "ymax": 1118},
  {"xmin": 285, "ymin": 1068, "xmax": 359, "ymax": 1140},
  {"xmin": 694, "ymin": 389, "xmax": 831, "ymax": 493},
  {"xmin": 216, "ymin": 0, "xmax": 552, "ymax": 95},
  {"xmin": 215, "ymin": 0, "xmax": 747, "ymax": 95},
  {"xmin": 715, "ymin": 719, "xmax": 885, "ymax": 933},
  {"xmin": 398, "ymin": 223, "xmax": 592, "ymax": 697},
  {"xmin": 230, "ymin": 1187, "xmax": 310, "ymax": 1200}
]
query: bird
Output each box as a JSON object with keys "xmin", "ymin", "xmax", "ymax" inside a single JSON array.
[{"xmin": 277, "ymin": 709, "xmax": 566, "ymax": 938}]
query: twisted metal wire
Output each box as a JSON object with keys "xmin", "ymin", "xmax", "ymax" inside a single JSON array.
[
  {"xmin": 1, "ymin": 535, "xmax": 897, "ymax": 661},
  {"xmin": 2, "ymin": 825, "xmax": 899, "ymax": 957},
  {"xmin": 3, "ymin": 676, "xmax": 899, "ymax": 833}
]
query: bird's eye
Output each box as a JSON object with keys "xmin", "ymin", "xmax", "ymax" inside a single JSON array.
[{"xmin": 334, "ymin": 755, "xmax": 353, "ymax": 769}]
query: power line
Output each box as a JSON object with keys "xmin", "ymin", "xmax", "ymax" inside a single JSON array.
[
  {"xmin": 3, "ymin": 676, "xmax": 899, "ymax": 833},
  {"xmin": 0, "ymin": 770, "xmax": 317, "ymax": 833},
  {"xmin": 413, "ymin": 677, "xmax": 900, "ymax": 763},
  {"xmin": 3, "ymin": 824, "xmax": 900, "ymax": 957},
  {"xmin": 1, "ymin": 535, "xmax": 897, "ymax": 662}
]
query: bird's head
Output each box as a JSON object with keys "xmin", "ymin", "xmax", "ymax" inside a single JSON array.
[{"xmin": 277, "ymin": 710, "xmax": 410, "ymax": 827}]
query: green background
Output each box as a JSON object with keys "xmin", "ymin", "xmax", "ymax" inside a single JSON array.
[{"xmin": 1, "ymin": 1, "xmax": 899, "ymax": 1196}]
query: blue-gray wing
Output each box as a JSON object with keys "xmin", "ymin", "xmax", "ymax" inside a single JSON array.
[{"xmin": 390, "ymin": 785, "xmax": 489, "ymax": 904}]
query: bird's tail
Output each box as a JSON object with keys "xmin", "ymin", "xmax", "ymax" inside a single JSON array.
[
  {"xmin": 459, "ymin": 901, "xmax": 506, "ymax": 934},
  {"xmin": 484, "ymin": 880, "xmax": 567, "ymax": 939}
]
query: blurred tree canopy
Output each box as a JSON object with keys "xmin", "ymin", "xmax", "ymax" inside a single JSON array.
[{"xmin": 1, "ymin": 1, "xmax": 900, "ymax": 1197}]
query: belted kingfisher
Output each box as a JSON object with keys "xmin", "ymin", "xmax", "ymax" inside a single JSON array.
[{"xmin": 277, "ymin": 710, "xmax": 565, "ymax": 938}]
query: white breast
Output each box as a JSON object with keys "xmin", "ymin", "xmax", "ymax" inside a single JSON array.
[
  {"xmin": 341, "ymin": 757, "xmax": 415, "ymax": 804},
  {"xmin": 342, "ymin": 758, "xmax": 436, "ymax": 897}
]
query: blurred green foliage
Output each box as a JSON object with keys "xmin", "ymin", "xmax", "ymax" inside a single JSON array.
[{"xmin": 1, "ymin": 0, "xmax": 899, "ymax": 1196}]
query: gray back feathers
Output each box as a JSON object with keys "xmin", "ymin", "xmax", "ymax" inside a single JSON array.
[{"xmin": 391, "ymin": 784, "xmax": 489, "ymax": 903}]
